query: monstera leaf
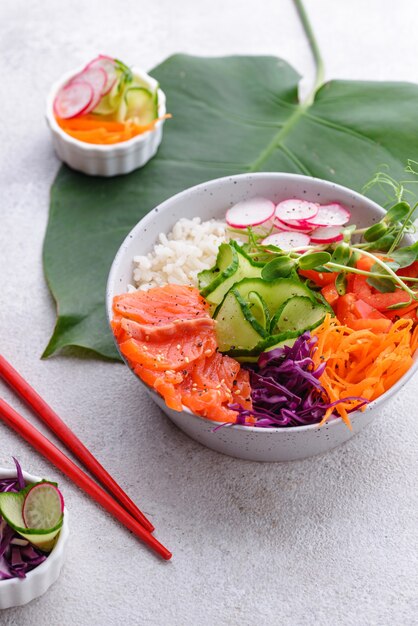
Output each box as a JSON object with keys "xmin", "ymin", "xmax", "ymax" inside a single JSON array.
[{"xmin": 43, "ymin": 53, "xmax": 418, "ymax": 359}]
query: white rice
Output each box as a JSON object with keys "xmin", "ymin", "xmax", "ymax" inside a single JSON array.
[{"xmin": 132, "ymin": 217, "xmax": 229, "ymax": 290}]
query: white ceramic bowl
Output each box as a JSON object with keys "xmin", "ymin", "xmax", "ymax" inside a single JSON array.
[
  {"xmin": 46, "ymin": 66, "xmax": 166, "ymax": 177},
  {"xmin": 106, "ymin": 173, "xmax": 418, "ymax": 462},
  {"xmin": 0, "ymin": 468, "xmax": 69, "ymax": 609}
]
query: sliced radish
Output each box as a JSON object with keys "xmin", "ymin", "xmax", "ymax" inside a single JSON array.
[
  {"xmin": 23, "ymin": 483, "xmax": 64, "ymax": 530},
  {"xmin": 306, "ymin": 203, "xmax": 350, "ymax": 227},
  {"xmin": 226, "ymin": 197, "xmax": 275, "ymax": 228},
  {"xmin": 53, "ymin": 81, "xmax": 93, "ymax": 119},
  {"xmin": 310, "ymin": 225, "xmax": 344, "ymax": 243},
  {"xmin": 262, "ymin": 231, "xmax": 310, "ymax": 250},
  {"xmin": 274, "ymin": 217, "xmax": 312, "ymax": 233},
  {"xmin": 68, "ymin": 67, "xmax": 108, "ymax": 114},
  {"xmin": 280, "ymin": 217, "xmax": 312, "ymax": 228},
  {"xmin": 275, "ymin": 199, "xmax": 319, "ymax": 222},
  {"xmin": 82, "ymin": 85, "xmax": 105, "ymax": 114},
  {"xmin": 84, "ymin": 55, "xmax": 117, "ymax": 95},
  {"xmin": 72, "ymin": 67, "xmax": 107, "ymax": 96}
]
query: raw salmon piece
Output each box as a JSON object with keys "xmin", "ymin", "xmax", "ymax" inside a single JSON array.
[
  {"xmin": 134, "ymin": 355, "xmax": 252, "ymax": 423},
  {"xmin": 113, "ymin": 285, "xmax": 210, "ymax": 325},
  {"xmin": 119, "ymin": 323, "xmax": 217, "ymax": 371},
  {"xmin": 231, "ymin": 368, "xmax": 252, "ymax": 410},
  {"xmin": 182, "ymin": 389, "xmax": 239, "ymax": 423},
  {"xmin": 133, "ymin": 365, "xmax": 186, "ymax": 412},
  {"xmin": 113, "ymin": 284, "xmax": 254, "ymax": 424},
  {"xmin": 134, "ymin": 364, "xmax": 185, "ymax": 387},
  {"xmin": 154, "ymin": 378, "xmax": 184, "ymax": 411},
  {"xmin": 191, "ymin": 351, "xmax": 240, "ymax": 390},
  {"xmin": 184, "ymin": 352, "xmax": 253, "ymax": 422},
  {"xmin": 118, "ymin": 316, "xmax": 215, "ymax": 343}
]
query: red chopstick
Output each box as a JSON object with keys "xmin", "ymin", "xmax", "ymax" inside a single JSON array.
[
  {"xmin": 0, "ymin": 397, "xmax": 171, "ymax": 560},
  {"xmin": 0, "ymin": 355, "xmax": 153, "ymax": 533}
]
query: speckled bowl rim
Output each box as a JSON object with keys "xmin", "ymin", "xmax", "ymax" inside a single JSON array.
[
  {"xmin": 106, "ymin": 172, "xmax": 418, "ymax": 434},
  {"xmin": 45, "ymin": 64, "xmax": 166, "ymax": 153},
  {"xmin": 0, "ymin": 468, "xmax": 69, "ymax": 594}
]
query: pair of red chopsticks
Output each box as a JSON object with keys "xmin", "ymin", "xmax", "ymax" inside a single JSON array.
[{"xmin": 0, "ymin": 354, "xmax": 171, "ymax": 560}]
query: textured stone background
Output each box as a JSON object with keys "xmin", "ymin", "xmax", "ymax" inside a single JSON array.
[{"xmin": 0, "ymin": 1, "xmax": 417, "ymax": 624}]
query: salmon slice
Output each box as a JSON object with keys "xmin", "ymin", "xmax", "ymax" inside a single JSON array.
[
  {"xmin": 233, "ymin": 369, "xmax": 252, "ymax": 411},
  {"xmin": 184, "ymin": 353, "xmax": 252, "ymax": 422},
  {"xmin": 134, "ymin": 360, "xmax": 244, "ymax": 423},
  {"xmin": 183, "ymin": 389, "xmax": 240, "ymax": 423},
  {"xmin": 119, "ymin": 321, "xmax": 217, "ymax": 371},
  {"xmin": 134, "ymin": 365, "xmax": 185, "ymax": 411},
  {"xmin": 191, "ymin": 351, "xmax": 239, "ymax": 389},
  {"xmin": 133, "ymin": 352, "xmax": 252, "ymax": 424},
  {"xmin": 112, "ymin": 285, "xmax": 253, "ymax": 424},
  {"xmin": 113, "ymin": 284, "xmax": 211, "ymax": 325},
  {"xmin": 117, "ymin": 316, "xmax": 215, "ymax": 343}
]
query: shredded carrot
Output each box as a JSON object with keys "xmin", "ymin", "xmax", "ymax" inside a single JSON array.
[
  {"xmin": 56, "ymin": 114, "xmax": 172, "ymax": 144},
  {"xmin": 56, "ymin": 115, "xmax": 127, "ymax": 132},
  {"xmin": 313, "ymin": 314, "xmax": 416, "ymax": 429}
]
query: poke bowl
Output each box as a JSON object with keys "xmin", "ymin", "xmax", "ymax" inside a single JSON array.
[{"xmin": 106, "ymin": 173, "xmax": 418, "ymax": 462}]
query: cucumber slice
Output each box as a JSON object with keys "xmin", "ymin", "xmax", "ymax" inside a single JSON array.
[
  {"xmin": 198, "ymin": 269, "xmax": 217, "ymax": 290},
  {"xmin": 154, "ymin": 89, "xmax": 159, "ymax": 115},
  {"xmin": 214, "ymin": 290, "xmax": 266, "ymax": 352},
  {"xmin": 214, "ymin": 277, "xmax": 318, "ymax": 355},
  {"xmin": 114, "ymin": 58, "xmax": 133, "ymax": 83},
  {"xmin": 229, "ymin": 330, "xmax": 303, "ymax": 362},
  {"xmin": 93, "ymin": 93, "xmax": 118, "ymax": 115},
  {"xmin": 124, "ymin": 87, "xmax": 157, "ymax": 124},
  {"xmin": 205, "ymin": 241, "xmax": 263, "ymax": 306},
  {"xmin": 230, "ymin": 296, "xmax": 326, "ymax": 363},
  {"xmin": 265, "ymin": 336, "xmax": 297, "ymax": 352},
  {"xmin": 115, "ymin": 96, "xmax": 128, "ymax": 123},
  {"xmin": 233, "ymin": 277, "xmax": 315, "ymax": 317},
  {"xmin": 199, "ymin": 243, "xmax": 238, "ymax": 296},
  {"xmin": 312, "ymin": 289, "xmax": 334, "ymax": 314},
  {"xmin": 270, "ymin": 296, "xmax": 328, "ymax": 334},
  {"xmin": 248, "ymin": 291, "xmax": 270, "ymax": 330},
  {"xmin": 0, "ymin": 483, "xmax": 63, "ymax": 552},
  {"xmin": 93, "ymin": 73, "xmax": 125, "ymax": 115}
]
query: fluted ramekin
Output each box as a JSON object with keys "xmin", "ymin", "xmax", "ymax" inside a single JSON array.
[
  {"xmin": 46, "ymin": 66, "xmax": 166, "ymax": 177},
  {"xmin": 0, "ymin": 468, "xmax": 69, "ymax": 609}
]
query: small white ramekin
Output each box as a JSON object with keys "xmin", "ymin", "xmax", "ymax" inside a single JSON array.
[
  {"xmin": 0, "ymin": 468, "xmax": 69, "ymax": 610},
  {"xmin": 46, "ymin": 65, "xmax": 167, "ymax": 177}
]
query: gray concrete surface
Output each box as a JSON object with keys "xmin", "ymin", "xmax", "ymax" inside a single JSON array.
[{"xmin": 0, "ymin": 1, "xmax": 417, "ymax": 625}]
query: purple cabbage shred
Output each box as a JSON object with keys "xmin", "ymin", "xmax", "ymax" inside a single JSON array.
[
  {"xmin": 230, "ymin": 332, "xmax": 368, "ymax": 428},
  {"xmin": 0, "ymin": 458, "xmax": 46, "ymax": 580}
]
